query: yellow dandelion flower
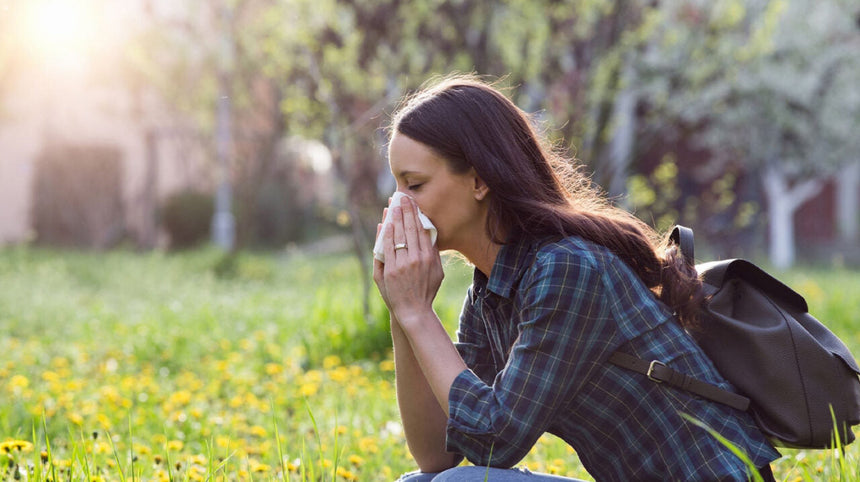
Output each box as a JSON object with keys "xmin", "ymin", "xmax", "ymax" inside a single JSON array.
[
  {"xmin": 167, "ymin": 390, "xmax": 192, "ymax": 406},
  {"xmin": 0, "ymin": 440, "xmax": 33, "ymax": 454},
  {"xmin": 96, "ymin": 413, "xmax": 112, "ymax": 430},
  {"xmin": 41, "ymin": 371, "xmax": 60, "ymax": 382},
  {"xmin": 250, "ymin": 461, "xmax": 270, "ymax": 473},
  {"xmin": 348, "ymin": 454, "xmax": 364, "ymax": 467},
  {"xmin": 249, "ymin": 425, "xmax": 267, "ymax": 438},
  {"xmin": 265, "ymin": 363, "xmax": 283, "ymax": 376},
  {"xmin": 166, "ymin": 440, "xmax": 184, "ymax": 452},
  {"xmin": 188, "ymin": 464, "xmax": 206, "ymax": 481},
  {"xmin": 336, "ymin": 466, "xmax": 358, "ymax": 480},
  {"xmin": 329, "ymin": 367, "xmax": 350, "ymax": 383},
  {"xmin": 336, "ymin": 425, "xmax": 348, "ymax": 436},
  {"xmin": 323, "ymin": 355, "xmax": 342, "ymax": 369},
  {"xmin": 358, "ymin": 437, "xmax": 379, "ymax": 454},
  {"xmin": 9, "ymin": 374, "xmax": 29, "ymax": 389},
  {"xmin": 299, "ymin": 382, "xmax": 319, "ymax": 397},
  {"xmin": 379, "ymin": 359, "xmax": 395, "ymax": 371},
  {"xmin": 188, "ymin": 454, "xmax": 207, "ymax": 466},
  {"xmin": 68, "ymin": 412, "xmax": 84, "ymax": 426}
]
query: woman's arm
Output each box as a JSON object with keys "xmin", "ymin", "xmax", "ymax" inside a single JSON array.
[
  {"xmin": 390, "ymin": 316, "xmax": 461, "ymax": 472},
  {"xmin": 374, "ymin": 199, "xmax": 463, "ymax": 471}
]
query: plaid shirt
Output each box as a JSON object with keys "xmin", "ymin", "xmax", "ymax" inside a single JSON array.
[{"xmin": 446, "ymin": 235, "xmax": 780, "ymax": 481}]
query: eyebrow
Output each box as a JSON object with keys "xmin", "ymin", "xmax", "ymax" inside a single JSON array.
[{"xmin": 396, "ymin": 170, "xmax": 424, "ymax": 178}]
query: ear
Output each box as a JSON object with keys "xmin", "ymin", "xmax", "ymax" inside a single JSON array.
[{"xmin": 470, "ymin": 169, "xmax": 490, "ymax": 201}]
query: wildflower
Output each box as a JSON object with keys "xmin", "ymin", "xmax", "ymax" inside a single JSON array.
[
  {"xmin": 299, "ymin": 382, "xmax": 319, "ymax": 397},
  {"xmin": 166, "ymin": 440, "xmax": 184, "ymax": 452},
  {"xmin": 249, "ymin": 425, "xmax": 267, "ymax": 438},
  {"xmin": 265, "ymin": 363, "xmax": 282, "ymax": 375},
  {"xmin": 9, "ymin": 375, "xmax": 29, "ymax": 389},
  {"xmin": 153, "ymin": 454, "xmax": 163, "ymax": 465},
  {"xmin": 323, "ymin": 355, "xmax": 342, "ymax": 370},
  {"xmin": 188, "ymin": 454, "xmax": 207, "ymax": 466},
  {"xmin": 250, "ymin": 461, "xmax": 270, "ymax": 473},
  {"xmin": 41, "ymin": 371, "xmax": 60, "ymax": 382},
  {"xmin": 379, "ymin": 359, "xmax": 395, "ymax": 371},
  {"xmin": 336, "ymin": 466, "xmax": 358, "ymax": 480},
  {"xmin": 328, "ymin": 367, "xmax": 350, "ymax": 383},
  {"xmin": 0, "ymin": 440, "xmax": 34, "ymax": 454},
  {"xmin": 358, "ymin": 437, "xmax": 379, "ymax": 454},
  {"xmin": 348, "ymin": 454, "xmax": 364, "ymax": 467},
  {"xmin": 134, "ymin": 444, "xmax": 152, "ymax": 455},
  {"xmin": 287, "ymin": 458, "xmax": 300, "ymax": 472},
  {"xmin": 187, "ymin": 464, "xmax": 206, "ymax": 481}
]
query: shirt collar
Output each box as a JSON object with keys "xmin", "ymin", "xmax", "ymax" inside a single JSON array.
[{"xmin": 474, "ymin": 236, "xmax": 540, "ymax": 299}]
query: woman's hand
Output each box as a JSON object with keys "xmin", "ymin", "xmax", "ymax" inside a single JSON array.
[{"xmin": 372, "ymin": 196, "xmax": 444, "ymax": 329}]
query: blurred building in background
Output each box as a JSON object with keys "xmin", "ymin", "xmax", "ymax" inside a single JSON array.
[{"xmin": 0, "ymin": 0, "xmax": 205, "ymax": 248}]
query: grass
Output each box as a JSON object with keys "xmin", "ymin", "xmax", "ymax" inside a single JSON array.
[{"xmin": 0, "ymin": 245, "xmax": 858, "ymax": 480}]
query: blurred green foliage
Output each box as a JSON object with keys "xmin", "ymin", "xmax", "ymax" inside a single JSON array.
[{"xmin": 160, "ymin": 190, "xmax": 215, "ymax": 250}]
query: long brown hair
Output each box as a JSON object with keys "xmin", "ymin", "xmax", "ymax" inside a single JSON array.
[{"xmin": 390, "ymin": 74, "xmax": 702, "ymax": 328}]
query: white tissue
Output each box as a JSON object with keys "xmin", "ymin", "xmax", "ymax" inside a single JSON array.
[{"xmin": 373, "ymin": 191, "xmax": 438, "ymax": 262}]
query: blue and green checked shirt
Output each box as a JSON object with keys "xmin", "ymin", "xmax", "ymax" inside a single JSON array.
[{"xmin": 446, "ymin": 235, "xmax": 779, "ymax": 481}]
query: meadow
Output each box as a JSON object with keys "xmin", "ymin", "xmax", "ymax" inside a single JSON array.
[{"xmin": 0, "ymin": 246, "xmax": 858, "ymax": 481}]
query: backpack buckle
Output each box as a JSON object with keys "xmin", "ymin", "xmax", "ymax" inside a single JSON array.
[{"xmin": 647, "ymin": 360, "xmax": 667, "ymax": 383}]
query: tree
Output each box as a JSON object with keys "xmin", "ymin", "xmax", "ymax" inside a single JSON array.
[{"xmin": 636, "ymin": 0, "xmax": 860, "ymax": 267}]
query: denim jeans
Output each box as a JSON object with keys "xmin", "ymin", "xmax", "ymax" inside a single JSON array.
[{"xmin": 396, "ymin": 466, "xmax": 584, "ymax": 481}]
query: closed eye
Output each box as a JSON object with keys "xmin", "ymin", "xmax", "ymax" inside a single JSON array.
[{"xmin": 407, "ymin": 184, "xmax": 423, "ymax": 191}]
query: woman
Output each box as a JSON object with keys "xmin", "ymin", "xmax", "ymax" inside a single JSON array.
[{"xmin": 372, "ymin": 75, "xmax": 780, "ymax": 481}]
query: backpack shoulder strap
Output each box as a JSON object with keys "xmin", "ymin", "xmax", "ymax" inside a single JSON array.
[
  {"xmin": 670, "ymin": 225, "xmax": 695, "ymax": 267},
  {"xmin": 608, "ymin": 352, "xmax": 750, "ymax": 411}
]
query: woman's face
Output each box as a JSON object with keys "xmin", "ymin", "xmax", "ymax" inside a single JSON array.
[{"xmin": 387, "ymin": 132, "xmax": 488, "ymax": 253}]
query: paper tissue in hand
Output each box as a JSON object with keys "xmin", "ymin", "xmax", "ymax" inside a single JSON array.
[{"xmin": 372, "ymin": 191, "xmax": 437, "ymax": 262}]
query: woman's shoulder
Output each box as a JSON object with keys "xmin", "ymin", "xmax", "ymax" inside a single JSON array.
[
  {"xmin": 526, "ymin": 235, "xmax": 645, "ymax": 288},
  {"xmin": 531, "ymin": 235, "xmax": 614, "ymax": 268}
]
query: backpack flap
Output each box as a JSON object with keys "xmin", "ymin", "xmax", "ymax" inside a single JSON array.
[{"xmin": 694, "ymin": 258, "xmax": 860, "ymax": 448}]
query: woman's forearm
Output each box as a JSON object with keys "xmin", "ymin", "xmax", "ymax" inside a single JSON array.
[{"xmin": 391, "ymin": 318, "xmax": 460, "ymax": 472}]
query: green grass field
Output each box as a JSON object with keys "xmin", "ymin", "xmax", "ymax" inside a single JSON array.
[{"xmin": 0, "ymin": 246, "xmax": 858, "ymax": 481}]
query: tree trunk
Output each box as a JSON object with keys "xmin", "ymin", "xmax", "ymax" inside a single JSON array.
[
  {"xmin": 762, "ymin": 166, "xmax": 825, "ymax": 269},
  {"xmin": 835, "ymin": 160, "xmax": 860, "ymax": 243},
  {"xmin": 606, "ymin": 52, "xmax": 638, "ymax": 201}
]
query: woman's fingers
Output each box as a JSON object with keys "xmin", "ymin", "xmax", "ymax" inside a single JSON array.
[
  {"xmin": 382, "ymin": 217, "xmax": 397, "ymax": 266},
  {"xmin": 400, "ymin": 199, "xmax": 422, "ymax": 257}
]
